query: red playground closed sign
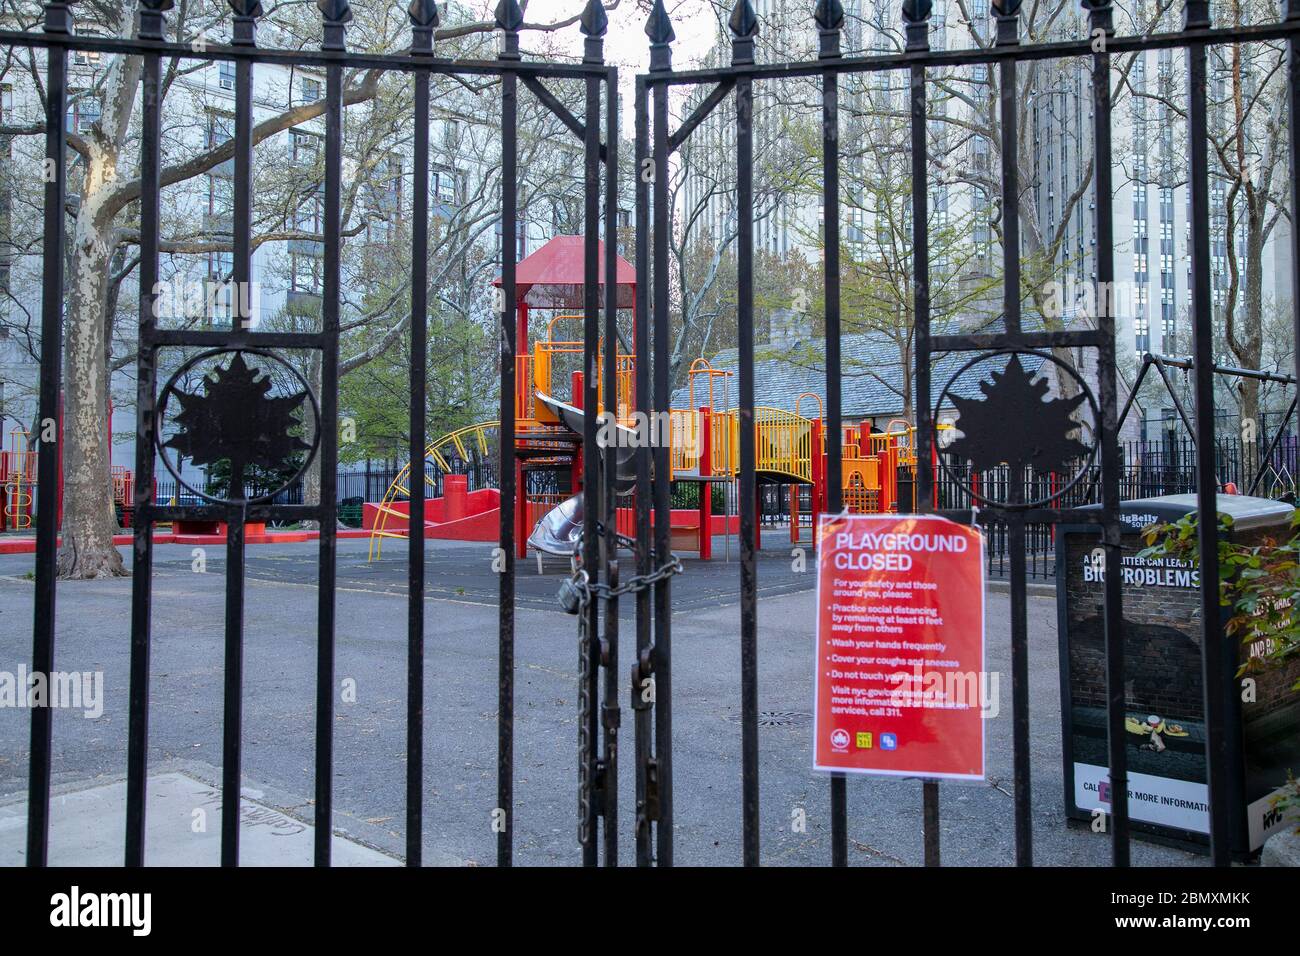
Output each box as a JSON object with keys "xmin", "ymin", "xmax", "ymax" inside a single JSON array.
[{"xmin": 813, "ymin": 513, "xmax": 987, "ymax": 780}]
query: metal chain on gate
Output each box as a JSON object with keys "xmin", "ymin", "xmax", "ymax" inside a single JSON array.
[
  {"xmin": 562, "ymin": 532, "xmax": 683, "ymax": 848},
  {"xmin": 558, "ymin": 555, "xmax": 684, "ymax": 614}
]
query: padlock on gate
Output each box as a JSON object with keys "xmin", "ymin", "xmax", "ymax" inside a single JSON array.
[{"xmin": 558, "ymin": 570, "xmax": 587, "ymax": 615}]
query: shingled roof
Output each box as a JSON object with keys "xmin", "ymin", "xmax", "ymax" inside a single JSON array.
[{"xmin": 671, "ymin": 331, "xmax": 1050, "ymax": 421}]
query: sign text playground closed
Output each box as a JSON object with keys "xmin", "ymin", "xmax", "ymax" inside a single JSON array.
[{"xmin": 813, "ymin": 514, "xmax": 987, "ymax": 780}]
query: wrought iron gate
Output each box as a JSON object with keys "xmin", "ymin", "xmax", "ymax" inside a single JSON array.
[
  {"xmin": 628, "ymin": 0, "xmax": 1300, "ymax": 868},
  {"xmin": 8, "ymin": 0, "xmax": 618, "ymax": 868},
  {"xmin": 9, "ymin": 0, "xmax": 1300, "ymax": 869}
]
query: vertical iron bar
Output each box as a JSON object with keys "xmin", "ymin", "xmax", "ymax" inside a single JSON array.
[
  {"xmin": 1087, "ymin": 0, "xmax": 1130, "ymax": 867},
  {"xmin": 650, "ymin": 57, "xmax": 674, "ymax": 871},
  {"xmin": 1289, "ymin": 0, "xmax": 1300, "ymax": 394},
  {"xmin": 1185, "ymin": 0, "xmax": 1231, "ymax": 866},
  {"xmin": 313, "ymin": 8, "xmax": 346, "ymax": 870},
  {"xmin": 819, "ymin": 7, "xmax": 848, "ymax": 870},
  {"xmin": 632, "ymin": 76, "xmax": 654, "ymax": 868},
  {"xmin": 906, "ymin": 5, "xmax": 941, "ymax": 867},
  {"xmin": 994, "ymin": 4, "xmax": 1030, "ymax": 866},
  {"xmin": 1008, "ymin": 513, "xmax": 1031, "ymax": 865},
  {"xmin": 497, "ymin": 10, "xmax": 521, "ymax": 868},
  {"xmin": 126, "ymin": 1, "xmax": 166, "ymax": 868},
  {"xmin": 220, "ymin": 10, "xmax": 258, "ymax": 867},
  {"xmin": 26, "ymin": 0, "xmax": 71, "ymax": 868},
  {"xmin": 221, "ymin": 501, "xmax": 246, "ymax": 866},
  {"xmin": 601, "ymin": 63, "xmax": 620, "ymax": 869},
  {"xmin": 406, "ymin": 7, "xmax": 435, "ymax": 869},
  {"xmin": 733, "ymin": 18, "xmax": 760, "ymax": 869},
  {"xmin": 581, "ymin": 60, "xmax": 601, "ymax": 869}
]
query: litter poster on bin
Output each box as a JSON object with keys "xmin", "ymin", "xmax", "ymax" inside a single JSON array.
[{"xmin": 813, "ymin": 513, "xmax": 987, "ymax": 780}]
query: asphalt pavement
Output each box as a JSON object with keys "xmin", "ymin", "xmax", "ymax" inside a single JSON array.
[{"xmin": 0, "ymin": 534, "xmax": 1202, "ymax": 866}]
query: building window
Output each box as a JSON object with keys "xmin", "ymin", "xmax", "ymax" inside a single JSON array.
[
  {"xmin": 73, "ymin": 49, "xmax": 102, "ymax": 67},
  {"xmin": 291, "ymin": 253, "xmax": 322, "ymax": 294},
  {"xmin": 218, "ymin": 61, "xmax": 236, "ymax": 91},
  {"xmin": 207, "ymin": 175, "xmax": 233, "ymax": 218},
  {"xmin": 302, "ymin": 77, "xmax": 322, "ymax": 103},
  {"xmin": 207, "ymin": 112, "xmax": 234, "ymax": 149},
  {"xmin": 296, "ymin": 193, "xmax": 323, "ymax": 234},
  {"xmin": 291, "ymin": 130, "xmax": 319, "ymax": 165},
  {"xmin": 433, "ymin": 170, "xmax": 457, "ymax": 205},
  {"xmin": 66, "ymin": 93, "xmax": 101, "ymax": 133},
  {"xmin": 206, "ymin": 264, "xmax": 233, "ymax": 322},
  {"xmin": 374, "ymin": 153, "xmax": 402, "ymax": 215},
  {"xmin": 208, "ymin": 251, "xmax": 233, "ymax": 279}
]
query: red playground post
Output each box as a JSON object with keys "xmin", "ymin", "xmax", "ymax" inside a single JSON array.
[{"xmin": 699, "ymin": 406, "xmax": 712, "ymax": 560}]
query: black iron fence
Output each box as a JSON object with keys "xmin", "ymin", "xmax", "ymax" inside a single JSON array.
[{"xmin": 12, "ymin": 0, "xmax": 1297, "ymax": 874}]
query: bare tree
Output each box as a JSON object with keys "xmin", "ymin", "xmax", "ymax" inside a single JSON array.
[{"xmin": 0, "ymin": 0, "xmax": 609, "ymax": 576}]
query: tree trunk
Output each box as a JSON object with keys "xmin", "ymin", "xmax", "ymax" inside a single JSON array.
[
  {"xmin": 299, "ymin": 350, "xmax": 323, "ymax": 530},
  {"xmin": 57, "ymin": 151, "xmax": 127, "ymax": 579},
  {"xmin": 55, "ymin": 11, "xmax": 138, "ymax": 579},
  {"xmin": 1236, "ymin": 229, "xmax": 1266, "ymax": 483}
]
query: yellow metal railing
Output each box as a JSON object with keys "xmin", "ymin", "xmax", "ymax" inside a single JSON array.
[
  {"xmin": 529, "ymin": 314, "xmax": 634, "ymax": 426},
  {"xmin": 369, "ymin": 420, "xmax": 498, "ymax": 560},
  {"xmin": 755, "ymin": 406, "xmax": 814, "ymax": 482}
]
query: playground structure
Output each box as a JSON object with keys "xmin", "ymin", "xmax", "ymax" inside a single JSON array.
[
  {"xmin": 2, "ymin": 428, "xmax": 36, "ymax": 531},
  {"xmin": 366, "ymin": 235, "xmax": 927, "ymax": 561}
]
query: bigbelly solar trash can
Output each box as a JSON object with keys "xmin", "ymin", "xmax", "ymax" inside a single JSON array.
[{"xmin": 1058, "ymin": 493, "xmax": 1300, "ymax": 856}]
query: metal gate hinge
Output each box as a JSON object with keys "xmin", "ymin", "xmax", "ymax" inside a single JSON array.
[
  {"xmin": 630, "ymin": 646, "xmax": 654, "ymax": 711},
  {"xmin": 644, "ymin": 758, "xmax": 660, "ymax": 823},
  {"xmin": 602, "ymin": 703, "xmax": 621, "ymax": 730},
  {"xmin": 592, "ymin": 758, "xmax": 607, "ymax": 817}
]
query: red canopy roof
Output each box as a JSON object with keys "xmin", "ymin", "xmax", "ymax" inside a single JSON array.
[{"xmin": 492, "ymin": 234, "xmax": 636, "ymax": 309}]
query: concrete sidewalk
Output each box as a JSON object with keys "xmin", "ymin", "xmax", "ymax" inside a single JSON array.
[{"xmin": 0, "ymin": 770, "xmax": 401, "ymax": 866}]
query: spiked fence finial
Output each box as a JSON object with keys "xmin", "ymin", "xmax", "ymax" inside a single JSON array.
[
  {"xmin": 991, "ymin": 0, "xmax": 1020, "ymax": 43},
  {"xmin": 408, "ymin": 0, "xmax": 438, "ymax": 25},
  {"xmin": 317, "ymin": 0, "xmax": 351, "ymax": 21},
  {"xmin": 901, "ymin": 0, "xmax": 931, "ymax": 22},
  {"xmin": 729, "ymin": 0, "xmax": 758, "ymax": 37},
  {"xmin": 318, "ymin": 0, "xmax": 350, "ymax": 50},
  {"xmin": 495, "ymin": 0, "xmax": 523, "ymax": 31},
  {"xmin": 226, "ymin": 0, "xmax": 263, "ymax": 18},
  {"xmin": 409, "ymin": 0, "xmax": 438, "ymax": 52},
  {"xmin": 646, "ymin": 0, "xmax": 674, "ymax": 70},
  {"xmin": 901, "ymin": 0, "xmax": 930, "ymax": 50},
  {"xmin": 646, "ymin": 0, "xmax": 674, "ymax": 43},
  {"xmin": 495, "ymin": 0, "xmax": 522, "ymax": 57},
  {"xmin": 580, "ymin": 0, "xmax": 608, "ymax": 35},
  {"xmin": 1079, "ymin": 0, "xmax": 1112, "ymax": 35},
  {"xmin": 226, "ymin": 0, "xmax": 262, "ymax": 44},
  {"xmin": 1183, "ymin": 0, "xmax": 1209, "ymax": 29},
  {"xmin": 814, "ymin": 0, "xmax": 844, "ymax": 29},
  {"xmin": 730, "ymin": 0, "xmax": 757, "ymax": 64},
  {"xmin": 138, "ymin": 0, "xmax": 173, "ymax": 39}
]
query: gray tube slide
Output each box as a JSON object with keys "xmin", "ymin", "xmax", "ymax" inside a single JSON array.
[{"xmin": 527, "ymin": 392, "xmax": 638, "ymax": 556}]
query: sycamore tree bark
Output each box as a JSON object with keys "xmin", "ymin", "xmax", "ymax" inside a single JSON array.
[{"xmin": 56, "ymin": 6, "xmax": 140, "ymax": 578}]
